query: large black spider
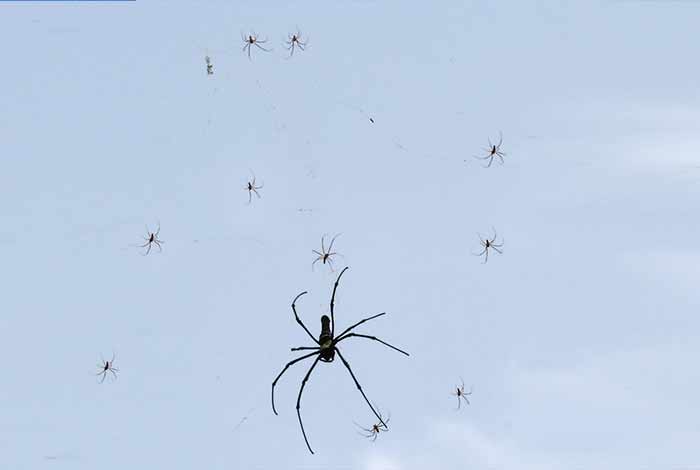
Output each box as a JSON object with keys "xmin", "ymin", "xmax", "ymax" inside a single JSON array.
[
  {"xmin": 271, "ymin": 267, "xmax": 409, "ymax": 454},
  {"xmin": 474, "ymin": 131, "xmax": 506, "ymax": 168}
]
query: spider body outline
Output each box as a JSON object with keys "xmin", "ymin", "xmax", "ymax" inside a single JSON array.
[
  {"xmin": 474, "ymin": 131, "xmax": 506, "ymax": 167},
  {"xmin": 205, "ymin": 55, "xmax": 213, "ymax": 75},
  {"xmin": 139, "ymin": 223, "xmax": 163, "ymax": 255},
  {"xmin": 312, "ymin": 233, "xmax": 342, "ymax": 271},
  {"xmin": 473, "ymin": 227, "xmax": 503, "ymax": 263},
  {"xmin": 285, "ymin": 29, "xmax": 307, "ymax": 56},
  {"xmin": 452, "ymin": 378, "xmax": 472, "ymax": 410},
  {"xmin": 96, "ymin": 353, "xmax": 119, "ymax": 383},
  {"xmin": 245, "ymin": 172, "xmax": 263, "ymax": 204},
  {"xmin": 355, "ymin": 407, "xmax": 390, "ymax": 441},
  {"xmin": 271, "ymin": 267, "xmax": 409, "ymax": 454},
  {"xmin": 241, "ymin": 32, "xmax": 271, "ymax": 60}
]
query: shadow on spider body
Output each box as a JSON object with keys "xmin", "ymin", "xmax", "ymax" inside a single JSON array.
[
  {"xmin": 271, "ymin": 267, "xmax": 409, "ymax": 454},
  {"xmin": 312, "ymin": 233, "xmax": 343, "ymax": 272},
  {"xmin": 474, "ymin": 132, "xmax": 506, "ymax": 168},
  {"xmin": 473, "ymin": 227, "xmax": 503, "ymax": 264},
  {"xmin": 355, "ymin": 407, "xmax": 390, "ymax": 442},
  {"xmin": 96, "ymin": 353, "xmax": 119, "ymax": 383}
]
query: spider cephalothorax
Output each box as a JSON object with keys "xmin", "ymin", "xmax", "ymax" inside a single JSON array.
[{"xmin": 271, "ymin": 267, "xmax": 409, "ymax": 454}]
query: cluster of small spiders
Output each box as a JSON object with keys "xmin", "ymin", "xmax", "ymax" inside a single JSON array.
[
  {"xmin": 99, "ymin": 28, "xmax": 514, "ymax": 457},
  {"xmin": 204, "ymin": 30, "xmax": 307, "ymax": 74}
]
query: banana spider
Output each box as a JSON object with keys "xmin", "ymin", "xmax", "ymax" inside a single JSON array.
[{"xmin": 271, "ymin": 267, "xmax": 409, "ymax": 454}]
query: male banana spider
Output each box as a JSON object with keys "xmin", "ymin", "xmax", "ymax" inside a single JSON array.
[
  {"xmin": 473, "ymin": 227, "xmax": 503, "ymax": 264},
  {"xmin": 312, "ymin": 233, "xmax": 342, "ymax": 271},
  {"xmin": 355, "ymin": 408, "xmax": 390, "ymax": 441},
  {"xmin": 96, "ymin": 353, "xmax": 119, "ymax": 383},
  {"xmin": 452, "ymin": 378, "xmax": 472, "ymax": 410},
  {"xmin": 245, "ymin": 172, "xmax": 263, "ymax": 204},
  {"xmin": 241, "ymin": 32, "xmax": 270, "ymax": 60},
  {"xmin": 474, "ymin": 131, "xmax": 506, "ymax": 168},
  {"xmin": 271, "ymin": 267, "xmax": 409, "ymax": 454},
  {"xmin": 138, "ymin": 223, "xmax": 164, "ymax": 255},
  {"xmin": 285, "ymin": 30, "xmax": 307, "ymax": 56}
]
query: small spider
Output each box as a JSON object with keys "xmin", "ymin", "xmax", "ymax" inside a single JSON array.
[
  {"xmin": 205, "ymin": 55, "xmax": 213, "ymax": 75},
  {"xmin": 473, "ymin": 227, "xmax": 503, "ymax": 264},
  {"xmin": 355, "ymin": 408, "xmax": 390, "ymax": 441},
  {"xmin": 139, "ymin": 223, "xmax": 164, "ymax": 255},
  {"xmin": 474, "ymin": 131, "xmax": 506, "ymax": 168},
  {"xmin": 452, "ymin": 378, "xmax": 472, "ymax": 410},
  {"xmin": 96, "ymin": 353, "xmax": 119, "ymax": 383},
  {"xmin": 312, "ymin": 233, "xmax": 342, "ymax": 271},
  {"xmin": 245, "ymin": 172, "xmax": 263, "ymax": 204},
  {"xmin": 241, "ymin": 32, "xmax": 271, "ymax": 60},
  {"xmin": 285, "ymin": 29, "xmax": 307, "ymax": 56}
]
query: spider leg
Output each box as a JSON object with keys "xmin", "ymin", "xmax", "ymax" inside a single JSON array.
[
  {"xmin": 456, "ymin": 394, "xmax": 462, "ymax": 410},
  {"xmin": 312, "ymin": 257, "xmax": 321, "ymax": 271},
  {"xmin": 497, "ymin": 131, "xmax": 503, "ymax": 147},
  {"xmin": 326, "ymin": 257, "xmax": 336, "ymax": 272},
  {"xmin": 354, "ymin": 422, "xmax": 374, "ymax": 434},
  {"xmin": 334, "ymin": 333, "xmax": 409, "ymax": 356},
  {"xmin": 472, "ymin": 247, "xmax": 487, "ymax": 257},
  {"xmin": 271, "ymin": 350, "xmax": 320, "ymax": 416},
  {"xmin": 291, "ymin": 346, "xmax": 320, "ymax": 351},
  {"xmin": 484, "ymin": 155, "xmax": 494, "ymax": 168},
  {"xmin": 483, "ymin": 249, "xmax": 489, "ymax": 264},
  {"xmin": 144, "ymin": 242, "xmax": 152, "ymax": 256},
  {"xmin": 334, "ymin": 312, "xmax": 386, "ymax": 340},
  {"xmin": 492, "ymin": 246, "xmax": 503, "ymax": 254},
  {"xmin": 312, "ymin": 250, "xmax": 323, "ymax": 256},
  {"xmin": 296, "ymin": 355, "xmax": 322, "ymax": 454},
  {"xmin": 291, "ymin": 291, "xmax": 320, "ymax": 345},
  {"xmin": 371, "ymin": 433, "xmax": 378, "ymax": 442},
  {"xmin": 328, "ymin": 233, "xmax": 341, "ymax": 252},
  {"xmin": 320, "ymin": 234, "xmax": 327, "ymax": 254},
  {"xmin": 329, "ymin": 266, "xmax": 349, "ymax": 337},
  {"xmin": 247, "ymin": 191, "xmax": 252, "ymax": 205},
  {"xmin": 254, "ymin": 42, "xmax": 271, "ymax": 52},
  {"xmin": 335, "ymin": 349, "xmax": 387, "ymax": 429},
  {"xmin": 253, "ymin": 188, "xmax": 261, "ymax": 199},
  {"xmin": 109, "ymin": 369, "xmax": 118, "ymax": 380}
]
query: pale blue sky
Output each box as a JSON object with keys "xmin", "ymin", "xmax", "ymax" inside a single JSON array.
[{"xmin": 1, "ymin": 1, "xmax": 699, "ymax": 469}]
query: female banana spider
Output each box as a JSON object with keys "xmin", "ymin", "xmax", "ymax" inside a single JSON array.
[{"xmin": 271, "ymin": 267, "xmax": 409, "ymax": 454}]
